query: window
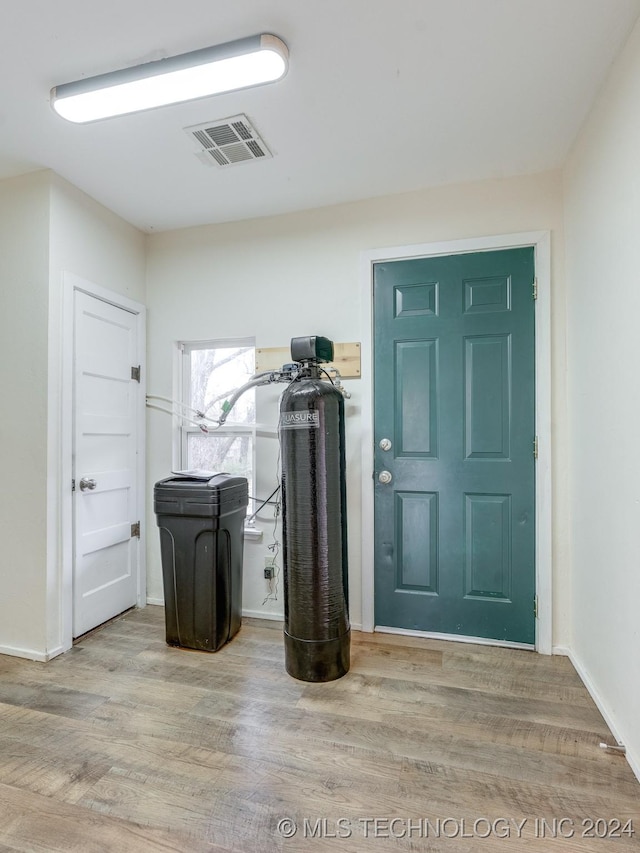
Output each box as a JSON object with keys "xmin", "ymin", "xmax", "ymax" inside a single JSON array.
[{"xmin": 180, "ymin": 339, "xmax": 256, "ymax": 486}]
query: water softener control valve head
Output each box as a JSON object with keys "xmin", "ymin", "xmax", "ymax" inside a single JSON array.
[{"xmin": 290, "ymin": 336, "xmax": 334, "ymax": 364}]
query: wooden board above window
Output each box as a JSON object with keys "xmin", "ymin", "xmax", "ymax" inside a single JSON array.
[{"xmin": 256, "ymin": 342, "xmax": 361, "ymax": 378}]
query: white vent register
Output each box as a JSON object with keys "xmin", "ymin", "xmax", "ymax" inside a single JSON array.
[{"xmin": 185, "ymin": 114, "xmax": 272, "ymax": 167}]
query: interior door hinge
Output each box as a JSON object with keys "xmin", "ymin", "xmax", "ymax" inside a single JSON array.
[
  {"xmin": 534, "ymin": 595, "xmax": 539, "ymax": 619},
  {"xmin": 71, "ymin": 479, "xmax": 76, "ymax": 492},
  {"xmin": 532, "ymin": 278, "xmax": 538, "ymax": 300},
  {"xmin": 131, "ymin": 365, "xmax": 141, "ymax": 383},
  {"xmin": 131, "ymin": 521, "xmax": 141, "ymax": 538},
  {"xmin": 533, "ymin": 436, "xmax": 539, "ymax": 459}
]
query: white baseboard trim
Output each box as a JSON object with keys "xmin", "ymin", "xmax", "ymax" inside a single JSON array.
[
  {"xmin": 240, "ymin": 610, "xmax": 362, "ymax": 631},
  {"xmin": 146, "ymin": 600, "xmax": 360, "ymax": 631},
  {"xmin": 242, "ymin": 609, "xmax": 283, "ymax": 622},
  {"xmin": 375, "ymin": 625, "xmax": 534, "ymax": 651},
  {"xmin": 0, "ymin": 644, "xmax": 49, "ymax": 662},
  {"xmin": 557, "ymin": 645, "xmax": 640, "ymax": 784},
  {"xmin": 44, "ymin": 645, "xmax": 66, "ymax": 661}
]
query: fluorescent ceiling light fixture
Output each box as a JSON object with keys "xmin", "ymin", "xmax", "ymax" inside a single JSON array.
[{"xmin": 51, "ymin": 34, "xmax": 288, "ymax": 123}]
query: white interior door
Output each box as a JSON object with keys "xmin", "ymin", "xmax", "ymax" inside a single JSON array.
[{"xmin": 73, "ymin": 291, "xmax": 140, "ymax": 637}]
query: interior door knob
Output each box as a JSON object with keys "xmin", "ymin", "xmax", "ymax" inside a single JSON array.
[
  {"xmin": 79, "ymin": 478, "xmax": 97, "ymax": 491},
  {"xmin": 378, "ymin": 470, "xmax": 393, "ymax": 484}
]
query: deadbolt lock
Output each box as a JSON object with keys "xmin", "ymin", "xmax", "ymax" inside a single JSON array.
[{"xmin": 379, "ymin": 438, "xmax": 392, "ymax": 451}]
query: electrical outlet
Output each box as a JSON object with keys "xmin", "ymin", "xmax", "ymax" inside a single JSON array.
[{"xmin": 264, "ymin": 557, "xmax": 276, "ymax": 579}]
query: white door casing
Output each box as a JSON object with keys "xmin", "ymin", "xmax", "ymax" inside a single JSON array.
[
  {"xmin": 73, "ymin": 291, "xmax": 140, "ymax": 636},
  {"xmin": 56, "ymin": 274, "xmax": 146, "ymax": 652},
  {"xmin": 359, "ymin": 232, "xmax": 552, "ymax": 653}
]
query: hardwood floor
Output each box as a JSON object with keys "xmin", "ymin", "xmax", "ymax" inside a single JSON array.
[{"xmin": 0, "ymin": 606, "xmax": 637, "ymax": 852}]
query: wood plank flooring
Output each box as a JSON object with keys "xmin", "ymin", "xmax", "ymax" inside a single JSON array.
[{"xmin": 0, "ymin": 606, "xmax": 638, "ymax": 852}]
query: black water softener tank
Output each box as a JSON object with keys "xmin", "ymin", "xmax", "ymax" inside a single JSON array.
[{"xmin": 279, "ymin": 336, "xmax": 350, "ymax": 681}]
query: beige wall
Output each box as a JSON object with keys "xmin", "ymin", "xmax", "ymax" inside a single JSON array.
[
  {"xmin": 48, "ymin": 175, "xmax": 147, "ymax": 305},
  {"xmin": 564, "ymin": 17, "xmax": 640, "ymax": 775},
  {"xmin": 146, "ymin": 171, "xmax": 569, "ymax": 639},
  {"xmin": 0, "ymin": 172, "xmax": 51, "ymax": 656},
  {"xmin": 0, "ymin": 171, "xmax": 146, "ymax": 658},
  {"xmin": 46, "ymin": 175, "xmax": 147, "ymax": 654}
]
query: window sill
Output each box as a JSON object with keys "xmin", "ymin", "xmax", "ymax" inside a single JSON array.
[{"xmin": 244, "ymin": 526, "xmax": 263, "ymax": 541}]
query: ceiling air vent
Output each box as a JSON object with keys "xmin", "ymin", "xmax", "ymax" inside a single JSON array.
[{"xmin": 185, "ymin": 115, "xmax": 273, "ymax": 168}]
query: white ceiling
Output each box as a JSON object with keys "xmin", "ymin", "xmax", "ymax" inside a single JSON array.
[{"xmin": 1, "ymin": 0, "xmax": 639, "ymax": 233}]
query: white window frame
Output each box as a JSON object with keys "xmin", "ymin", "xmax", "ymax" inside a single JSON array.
[{"xmin": 178, "ymin": 337, "xmax": 257, "ymax": 496}]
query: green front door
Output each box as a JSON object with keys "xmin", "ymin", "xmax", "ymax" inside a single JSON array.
[{"xmin": 373, "ymin": 248, "xmax": 536, "ymax": 644}]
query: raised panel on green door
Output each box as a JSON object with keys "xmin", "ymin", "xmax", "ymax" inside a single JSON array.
[
  {"xmin": 464, "ymin": 493, "xmax": 512, "ymax": 600},
  {"xmin": 395, "ymin": 340, "xmax": 438, "ymax": 457},
  {"xmin": 464, "ymin": 334, "xmax": 511, "ymax": 459},
  {"xmin": 395, "ymin": 491, "xmax": 439, "ymax": 593},
  {"xmin": 373, "ymin": 248, "xmax": 535, "ymax": 644}
]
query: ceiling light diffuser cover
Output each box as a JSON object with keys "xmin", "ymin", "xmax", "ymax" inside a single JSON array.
[{"xmin": 51, "ymin": 34, "xmax": 288, "ymax": 123}]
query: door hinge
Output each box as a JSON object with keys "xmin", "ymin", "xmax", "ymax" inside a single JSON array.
[
  {"xmin": 533, "ymin": 436, "xmax": 539, "ymax": 459},
  {"xmin": 71, "ymin": 478, "xmax": 76, "ymax": 492},
  {"xmin": 131, "ymin": 521, "xmax": 141, "ymax": 538},
  {"xmin": 534, "ymin": 595, "xmax": 539, "ymax": 619},
  {"xmin": 532, "ymin": 278, "xmax": 538, "ymax": 300},
  {"xmin": 131, "ymin": 365, "xmax": 141, "ymax": 383}
]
